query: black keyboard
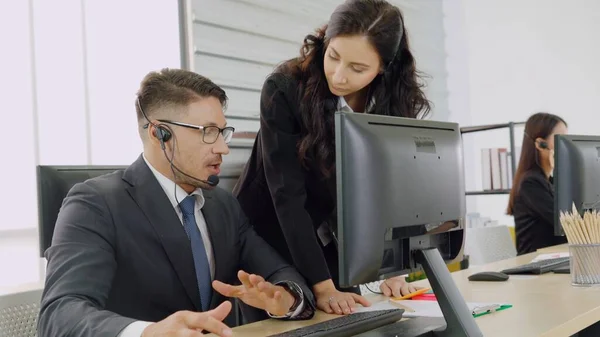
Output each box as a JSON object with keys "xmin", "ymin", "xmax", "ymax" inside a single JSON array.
[
  {"xmin": 501, "ymin": 257, "xmax": 570, "ymax": 275},
  {"xmin": 267, "ymin": 309, "xmax": 404, "ymax": 337}
]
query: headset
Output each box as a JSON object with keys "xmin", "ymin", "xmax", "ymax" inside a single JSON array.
[
  {"xmin": 136, "ymin": 97, "xmax": 219, "ymax": 187},
  {"xmin": 524, "ymin": 131, "xmax": 553, "ymax": 174},
  {"xmin": 154, "ymin": 125, "xmax": 173, "ymax": 149},
  {"xmin": 525, "ymin": 132, "xmax": 549, "ymax": 150}
]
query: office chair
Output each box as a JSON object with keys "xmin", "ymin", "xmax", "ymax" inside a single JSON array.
[
  {"xmin": 465, "ymin": 225, "xmax": 517, "ymax": 266},
  {"xmin": 0, "ymin": 284, "xmax": 43, "ymax": 337}
]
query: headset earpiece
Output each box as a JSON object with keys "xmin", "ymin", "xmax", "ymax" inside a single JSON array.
[
  {"xmin": 137, "ymin": 96, "xmax": 219, "ymax": 187},
  {"xmin": 153, "ymin": 126, "xmax": 172, "ymax": 142},
  {"xmin": 529, "ymin": 132, "xmax": 549, "ymax": 150},
  {"xmin": 153, "ymin": 125, "xmax": 172, "ymax": 150}
]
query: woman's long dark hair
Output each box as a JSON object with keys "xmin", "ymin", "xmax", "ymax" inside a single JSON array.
[
  {"xmin": 275, "ymin": 0, "xmax": 431, "ymax": 177},
  {"xmin": 506, "ymin": 112, "xmax": 567, "ymax": 215}
]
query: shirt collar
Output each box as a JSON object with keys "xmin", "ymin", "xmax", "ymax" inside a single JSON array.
[
  {"xmin": 337, "ymin": 96, "xmax": 375, "ymax": 113},
  {"xmin": 143, "ymin": 154, "xmax": 205, "ymax": 210}
]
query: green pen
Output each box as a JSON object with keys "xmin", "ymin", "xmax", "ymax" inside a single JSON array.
[{"xmin": 472, "ymin": 304, "xmax": 513, "ymax": 318}]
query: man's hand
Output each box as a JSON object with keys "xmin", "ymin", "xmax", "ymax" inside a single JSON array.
[
  {"xmin": 379, "ymin": 276, "xmax": 418, "ymax": 298},
  {"xmin": 141, "ymin": 301, "xmax": 232, "ymax": 337},
  {"xmin": 212, "ymin": 270, "xmax": 296, "ymax": 316}
]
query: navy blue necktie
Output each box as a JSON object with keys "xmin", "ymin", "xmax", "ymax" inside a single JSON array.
[{"xmin": 179, "ymin": 196, "xmax": 212, "ymax": 311}]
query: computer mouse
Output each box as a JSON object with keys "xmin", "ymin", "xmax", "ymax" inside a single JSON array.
[{"xmin": 468, "ymin": 271, "xmax": 509, "ymax": 282}]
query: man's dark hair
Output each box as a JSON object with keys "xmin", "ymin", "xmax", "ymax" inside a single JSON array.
[{"xmin": 135, "ymin": 68, "xmax": 228, "ymax": 132}]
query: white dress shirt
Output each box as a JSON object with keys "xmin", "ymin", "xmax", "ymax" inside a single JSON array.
[
  {"xmin": 337, "ymin": 95, "xmax": 375, "ymax": 113},
  {"xmin": 118, "ymin": 156, "xmax": 215, "ymax": 336},
  {"xmin": 144, "ymin": 156, "xmax": 216, "ymax": 278},
  {"xmin": 119, "ymin": 156, "xmax": 304, "ymax": 337}
]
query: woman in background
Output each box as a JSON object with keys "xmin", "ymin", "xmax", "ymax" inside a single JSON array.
[
  {"xmin": 507, "ymin": 112, "xmax": 568, "ymax": 255},
  {"xmin": 234, "ymin": 0, "xmax": 430, "ymax": 315}
]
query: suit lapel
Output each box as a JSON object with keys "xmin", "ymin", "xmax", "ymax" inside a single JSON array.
[
  {"xmin": 201, "ymin": 192, "xmax": 230, "ymax": 309},
  {"xmin": 123, "ymin": 156, "xmax": 202, "ymax": 311}
]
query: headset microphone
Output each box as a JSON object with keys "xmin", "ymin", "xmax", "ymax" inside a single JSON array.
[
  {"xmin": 206, "ymin": 175, "xmax": 219, "ymax": 186},
  {"xmin": 168, "ymin": 162, "xmax": 220, "ymax": 187},
  {"xmin": 137, "ymin": 97, "xmax": 220, "ymax": 187}
]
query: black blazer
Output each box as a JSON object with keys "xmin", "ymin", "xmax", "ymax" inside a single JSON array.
[
  {"xmin": 234, "ymin": 73, "xmax": 340, "ymax": 288},
  {"xmin": 38, "ymin": 155, "xmax": 314, "ymax": 337},
  {"xmin": 513, "ymin": 168, "xmax": 567, "ymax": 255}
]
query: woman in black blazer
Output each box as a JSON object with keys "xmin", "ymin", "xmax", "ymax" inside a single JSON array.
[
  {"xmin": 507, "ymin": 112, "xmax": 568, "ymax": 255},
  {"xmin": 233, "ymin": 0, "xmax": 430, "ymax": 315}
]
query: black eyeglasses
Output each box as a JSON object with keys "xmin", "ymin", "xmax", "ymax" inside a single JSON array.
[{"xmin": 147, "ymin": 119, "xmax": 235, "ymax": 144}]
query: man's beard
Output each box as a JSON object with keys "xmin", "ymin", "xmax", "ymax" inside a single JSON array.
[{"xmin": 170, "ymin": 164, "xmax": 214, "ymax": 190}]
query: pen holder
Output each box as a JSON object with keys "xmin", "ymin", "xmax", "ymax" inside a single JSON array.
[{"xmin": 569, "ymin": 244, "xmax": 600, "ymax": 287}]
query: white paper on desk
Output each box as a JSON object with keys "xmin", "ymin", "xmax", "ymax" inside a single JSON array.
[
  {"xmin": 508, "ymin": 275, "xmax": 538, "ymax": 280},
  {"xmin": 352, "ymin": 300, "xmax": 400, "ymax": 313},
  {"xmin": 530, "ymin": 252, "xmax": 569, "ymax": 263},
  {"xmin": 393, "ymin": 300, "xmax": 509, "ymax": 318}
]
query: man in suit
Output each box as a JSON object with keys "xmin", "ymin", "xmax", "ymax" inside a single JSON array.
[{"xmin": 38, "ymin": 68, "xmax": 315, "ymax": 337}]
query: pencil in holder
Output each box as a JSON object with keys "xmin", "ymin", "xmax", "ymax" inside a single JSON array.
[
  {"xmin": 569, "ymin": 244, "xmax": 600, "ymax": 286},
  {"xmin": 559, "ymin": 204, "xmax": 600, "ymax": 286}
]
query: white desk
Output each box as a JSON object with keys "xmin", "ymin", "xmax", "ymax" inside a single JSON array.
[{"xmin": 216, "ymin": 245, "xmax": 600, "ymax": 336}]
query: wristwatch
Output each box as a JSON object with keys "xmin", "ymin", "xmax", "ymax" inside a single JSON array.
[{"xmin": 278, "ymin": 281, "xmax": 303, "ymax": 315}]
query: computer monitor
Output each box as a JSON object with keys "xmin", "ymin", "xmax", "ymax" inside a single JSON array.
[
  {"xmin": 334, "ymin": 112, "xmax": 481, "ymax": 336},
  {"xmin": 554, "ymin": 135, "xmax": 600, "ymax": 236},
  {"xmin": 36, "ymin": 165, "xmax": 127, "ymax": 257}
]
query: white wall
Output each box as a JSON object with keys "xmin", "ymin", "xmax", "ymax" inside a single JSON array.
[
  {"xmin": 0, "ymin": 0, "xmax": 180, "ymax": 231},
  {"xmin": 9, "ymin": 0, "xmax": 599, "ymax": 234},
  {"xmin": 444, "ymin": 0, "xmax": 600, "ymax": 225},
  {"xmin": 1, "ymin": 0, "xmax": 451, "ymax": 286},
  {"xmin": 1, "ymin": 0, "xmax": 451, "ymax": 233}
]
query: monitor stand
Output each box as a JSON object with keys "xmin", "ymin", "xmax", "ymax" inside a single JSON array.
[
  {"xmin": 359, "ymin": 248, "xmax": 484, "ymax": 337},
  {"xmin": 413, "ymin": 247, "xmax": 483, "ymax": 337}
]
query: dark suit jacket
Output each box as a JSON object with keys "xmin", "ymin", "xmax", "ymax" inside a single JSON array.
[
  {"xmin": 233, "ymin": 72, "xmax": 341, "ymax": 288},
  {"xmin": 513, "ymin": 168, "xmax": 567, "ymax": 255},
  {"xmin": 38, "ymin": 155, "xmax": 314, "ymax": 337}
]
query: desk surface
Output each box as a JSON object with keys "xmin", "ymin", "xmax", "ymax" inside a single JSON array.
[
  {"xmin": 215, "ymin": 245, "xmax": 600, "ymax": 337},
  {"xmin": 537, "ymin": 243, "xmax": 568, "ymax": 253}
]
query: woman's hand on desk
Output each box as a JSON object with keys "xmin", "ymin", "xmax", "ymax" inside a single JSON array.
[
  {"xmin": 313, "ymin": 279, "xmax": 371, "ymax": 315},
  {"xmin": 380, "ymin": 276, "xmax": 418, "ymax": 297},
  {"xmin": 212, "ymin": 270, "xmax": 296, "ymax": 317}
]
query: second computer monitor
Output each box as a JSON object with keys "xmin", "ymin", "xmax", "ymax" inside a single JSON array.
[
  {"xmin": 554, "ymin": 134, "xmax": 600, "ymax": 235},
  {"xmin": 335, "ymin": 112, "xmax": 466, "ymax": 288}
]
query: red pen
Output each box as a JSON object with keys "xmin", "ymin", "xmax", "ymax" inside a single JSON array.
[{"xmin": 412, "ymin": 293, "xmax": 437, "ymax": 301}]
